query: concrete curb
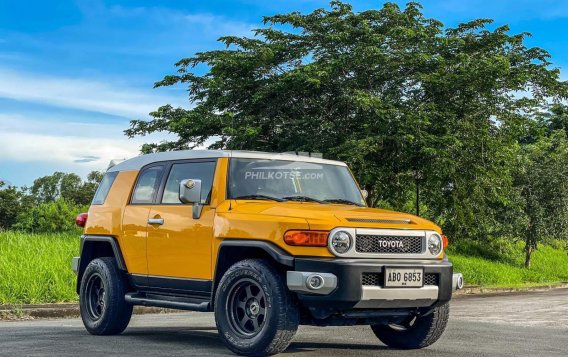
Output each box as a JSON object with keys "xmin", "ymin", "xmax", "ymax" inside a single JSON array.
[
  {"xmin": 2, "ymin": 283, "xmax": 568, "ymax": 320},
  {"xmin": 454, "ymin": 283, "xmax": 568, "ymax": 297},
  {"xmin": 0, "ymin": 304, "xmax": 178, "ymax": 321}
]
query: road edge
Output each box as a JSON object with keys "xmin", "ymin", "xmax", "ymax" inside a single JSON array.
[{"xmin": 2, "ymin": 283, "xmax": 568, "ymax": 320}]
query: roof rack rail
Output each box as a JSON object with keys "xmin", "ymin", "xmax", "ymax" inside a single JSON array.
[
  {"xmin": 282, "ymin": 151, "xmax": 323, "ymax": 158},
  {"xmin": 107, "ymin": 159, "xmax": 126, "ymax": 170}
]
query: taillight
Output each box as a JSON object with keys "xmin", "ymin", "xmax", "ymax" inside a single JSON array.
[
  {"xmin": 284, "ymin": 230, "xmax": 329, "ymax": 247},
  {"xmin": 76, "ymin": 213, "xmax": 88, "ymax": 228},
  {"xmin": 442, "ymin": 234, "xmax": 449, "ymax": 249}
]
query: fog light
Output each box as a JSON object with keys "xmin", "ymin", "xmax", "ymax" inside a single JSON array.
[{"xmin": 306, "ymin": 274, "xmax": 324, "ymax": 290}]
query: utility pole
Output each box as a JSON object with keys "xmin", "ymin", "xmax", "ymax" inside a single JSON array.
[{"xmin": 414, "ymin": 169, "xmax": 423, "ymax": 216}]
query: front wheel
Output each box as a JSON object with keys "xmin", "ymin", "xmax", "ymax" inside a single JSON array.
[
  {"xmin": 371, "ymin": 303, "xmax": 449, "ymax": 349},
  {"xmin": 214, "ymin": 259, "xmax": 299, "ymax": 356},
  {"xmin": 79, "ymin": 257, "xmax": 133, "ymax": 335}
]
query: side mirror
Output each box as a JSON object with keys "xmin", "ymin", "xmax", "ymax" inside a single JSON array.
[
  {"xmin": 179, "ymin": 179, "xmax": 203, "ymax": 219},
  {"xmin": 361, "ymin": 189, "xmax": 368, "ymax": 200},
  {"xmin": 179, "ymin": 179, "xmax": 202, "ymax": 204}
]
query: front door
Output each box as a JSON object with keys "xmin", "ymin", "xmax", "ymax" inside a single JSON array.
[{"xmin": 146, "ymin": 160, "xmax": 217, "ymax": 286}]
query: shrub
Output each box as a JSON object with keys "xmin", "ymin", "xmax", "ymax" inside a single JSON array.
[{"xmin": 13, "ymin": 199, "xmax": 87, "ymax": 233}]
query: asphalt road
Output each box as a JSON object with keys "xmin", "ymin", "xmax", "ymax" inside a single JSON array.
[{"xmin": 1, "ymin": 288, "xmax": 567, "ymax": 357}]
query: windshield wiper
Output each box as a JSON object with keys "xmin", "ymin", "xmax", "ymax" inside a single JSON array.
[
  {"xmin": 233, "ymin": 194, "xmax": 285, "ymax": 202},
  {"xmin": 322, "ymin": 198, "xmax": 364, "ymax": 206},
  {"xmin": 282, "ymin": 195, "xmax": 326, "ymax": 204}
]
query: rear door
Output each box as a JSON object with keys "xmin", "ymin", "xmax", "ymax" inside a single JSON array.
[{"xmin": 121, "ymin": 164, "xmax": 165, "ymax": 280}]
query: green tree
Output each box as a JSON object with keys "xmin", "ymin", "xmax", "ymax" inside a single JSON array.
[
  {"xmin": 514, "ymin": 131, "xmax": 568, "ymax": 268},
  {"xmin": 30, "ymin": 171, "xmax": 103, "ymax": 206},
  {"xmin": 0, "ymin": 182, "xmax": 30, "ymax": 230},
  {"xmin": 13, "ymin": 198, "xmax": 87, "ymax": 233},
  {"xmin": 126, "ymin": 1, "xmax": 567, "ymax": 242}
]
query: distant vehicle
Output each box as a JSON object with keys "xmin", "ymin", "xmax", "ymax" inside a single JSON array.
[{"xmin": 72, "ymin": 150, "xmax": 463, "ymax": 356}]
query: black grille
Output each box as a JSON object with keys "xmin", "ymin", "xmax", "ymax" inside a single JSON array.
[
  {"xmin": 362, "ymin": 273, "xmax": 382, "ymax": 286},
  {"xmin": 355, "ymin": 235, "xmax": 424, "ymax": 254},
  {"xmin": 424, "ymin": 273, "xmax": 439, "ymax": 286},
  {"xmin": 361, "ymin": 272, "xmax": 439, "ymax": 286}
]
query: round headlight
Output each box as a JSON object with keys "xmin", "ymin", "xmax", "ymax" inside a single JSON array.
[
  {"xmin": 330, "ymin": 231, "xmax": 352, "ymax": 254},
  {"xmin": 428, "ymin": 233, "xmax": 442, "ymax": 255}
]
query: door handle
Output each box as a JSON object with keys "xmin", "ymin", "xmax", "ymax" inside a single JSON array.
[{"xmin": 148, "ymin": 218, "xmax": 164, "ymax": 225}]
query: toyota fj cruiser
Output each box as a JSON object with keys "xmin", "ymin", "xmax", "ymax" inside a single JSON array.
[{"xmin": 73, "ymin": 150, "xmax": 463, "ymax": 356}]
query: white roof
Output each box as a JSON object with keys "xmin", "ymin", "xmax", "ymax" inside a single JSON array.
[{"xmin": 107, "ymin": 150, "xmax": 346, "ymax": 172}]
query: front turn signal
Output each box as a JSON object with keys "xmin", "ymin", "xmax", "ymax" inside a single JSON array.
[
  {"xmin": 442, "ymin": 234, "xmax": 449, "ymax": 249},
  {"xmin": 284, "ymin": 230, "xmax": 329, "ymax": 247}
]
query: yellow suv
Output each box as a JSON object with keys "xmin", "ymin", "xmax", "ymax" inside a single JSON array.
[{"xmin": 72, "ymin": 150, "xmax": 463, "ymax": 356}]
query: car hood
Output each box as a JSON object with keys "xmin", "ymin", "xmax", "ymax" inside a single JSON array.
[{"xmin": 223, "ymin": 201, "xmax": 441, "ymax": 232}]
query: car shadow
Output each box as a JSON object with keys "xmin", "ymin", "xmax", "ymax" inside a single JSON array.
[
  {"xmin": 285, "ymin": 341, "xmax": 389, "ymax": 353},
  {"xmin": 124, "ymin": 327, "xmax": 224, "ymax": 347},
  {"xmin": 122, "ymin": 327, "xmax": 395, "ymax": 355}
]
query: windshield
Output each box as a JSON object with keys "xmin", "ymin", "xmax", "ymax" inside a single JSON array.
[{"xmin": 228, "ymin": 158, "xmax": 366, "ymax": 206}]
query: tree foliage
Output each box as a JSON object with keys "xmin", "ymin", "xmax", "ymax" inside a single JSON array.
[
  {"xmin": 0, "ymin": 171, "xmax": 103, "ymax": 231},
  {"xmin": 514, "ymin": 130, "xmax": 568, "ymax": 267},
  {"xmin": 0, "ymin": 182, "xmax": 30, "ymax": 230},
  {"xmin": 13, "ymin": 199, "xmax": 88, "ymax": 234},
  {"xmin": 31, "ymin": 171, "xmax": 103, "ymax": 206},
  {"xmin": 126, "ymin": 1, "xmax": 568, "ymax": 245}
]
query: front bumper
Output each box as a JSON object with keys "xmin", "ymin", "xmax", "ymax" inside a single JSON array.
[{"xmin": 288, "ymin": 256, "xmax": 456, "ymax": 310}]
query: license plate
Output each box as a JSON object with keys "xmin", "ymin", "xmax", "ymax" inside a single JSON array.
[{"xmin": 384, "ymin": 268, "xmax": 423, "ymax": 288}]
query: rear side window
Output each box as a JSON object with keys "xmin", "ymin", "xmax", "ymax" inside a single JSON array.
[
  {"xmin": 161, "ymin": 161, "xmax": 216, "ymax": 204},
  {"xmin": 131, "ymin": 166, "xmax": 164, "ymax": 204},
  {"xmin": 92, "ymin": 172, "xmax": 118, "ymax": 205}
]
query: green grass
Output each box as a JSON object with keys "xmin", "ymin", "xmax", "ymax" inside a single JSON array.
[
  {"xmin": 448, "ymin": 242, "xmax": 568, "ymax": 288},
  {"xmin": 1, "ymin": 230, "xmax": 568, "ymax": 304},
  {"xmin": 0, "ymin": 231, "xmax": 79, "ymax": 305}
]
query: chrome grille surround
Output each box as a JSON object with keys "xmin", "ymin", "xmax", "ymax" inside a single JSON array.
[
  {"xmin": 327, "ymin": 227, "xmax": 442, "ymax": 259},
  {"xmin": 355, "ymin": 234, "xmax": 424, "ymax": 254}
]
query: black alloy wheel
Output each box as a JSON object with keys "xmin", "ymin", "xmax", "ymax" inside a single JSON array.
[
  {"xmin": 227, "ymin": 278, "xmax": 268, "ymax": 337},
  {"xmin": 79, "ymin": 257, "xmax": 133, "ymax": 335},
  {"xmin": 85, "ymin": 273, "xmax": 106, "ymax": 320},
  {"xmin": 214, "ymin": 259, "xmax": 300, "ymax": 356}
]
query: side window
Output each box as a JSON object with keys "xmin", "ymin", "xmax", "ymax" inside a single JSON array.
[
  {"xmin": 92, "ymin": 172, "xmax": 118, "ymax": 205},
  {"xmin": 162, "ymin": 161, "xmax": 216, "ymax": 204},
  {"xmin": 131, "ymin": 166, "xmax": 164, "ymax": 204}
]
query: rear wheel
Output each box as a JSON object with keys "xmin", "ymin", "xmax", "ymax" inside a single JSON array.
[
  {"xmin": 79, "ymin": 257, "xmax": 133, "ymax": 335},
  {"xmin": 371, "ymin": 303, "xmax": 449, "ymax": 349},
  {"xmin": 215, "ymin": 259, "xmax": 299, "ymax": 356}
]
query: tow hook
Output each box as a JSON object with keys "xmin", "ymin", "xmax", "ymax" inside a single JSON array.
[{"xmin": 452, "ymin": 273, "xmax": 464, "ymax": 291}]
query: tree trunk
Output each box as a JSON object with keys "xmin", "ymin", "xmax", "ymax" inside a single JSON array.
[{"xmin": 524, "ymin": 244, "xmax": 533, "ymax": 269}]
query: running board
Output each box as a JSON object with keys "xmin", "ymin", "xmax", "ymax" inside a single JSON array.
[{"xmin": 125, "ymin": 293, "xmax": 210, "ymax": 312}]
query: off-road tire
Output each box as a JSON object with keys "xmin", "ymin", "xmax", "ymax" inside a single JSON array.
[
  {"xmin": 214, "ymin": 259, "xmax": 300, "ymax": 356},
  {"xmin": 371, "ymin": 303, "xmax": 449, "ymax": 349},
  {"xmin": 79, "ymin": 257, "xmax": 133, "ymax": 335}
]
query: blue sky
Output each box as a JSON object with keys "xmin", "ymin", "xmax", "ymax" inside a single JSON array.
[{"xmin": 1, "ymin": 0, "xmax": 567, "ymax": 187}]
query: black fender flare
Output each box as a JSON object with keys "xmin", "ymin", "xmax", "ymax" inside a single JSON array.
[
  {"xmin": 212, "ymin": 240, "xmax": 295, "ymax": 302},
  {"xmin": 76, "ymin": 235, "xmax": 127, "ymax": 292},
  {"xmin": 217, "ymin": 239, "xmax": 294, "ymax": 268}
]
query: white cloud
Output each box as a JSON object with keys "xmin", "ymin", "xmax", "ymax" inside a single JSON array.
[
  {"xmin": 0, "ymin": 113, "xmax": 180, "ymax": 168},
  {"xmin": 0, "ymin": 113, "xmax": 128, "ymax": 138},
  {"xmin": 0, "ymin": 131, "xmax": 139, "ymax": 168},
  {"xmin": 0, "ymin": 113, "xmax": 180, "ymax": 185},
  {"xmin": 0, "ymin": 68, "xmax": 184, "ymax": 118}
]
